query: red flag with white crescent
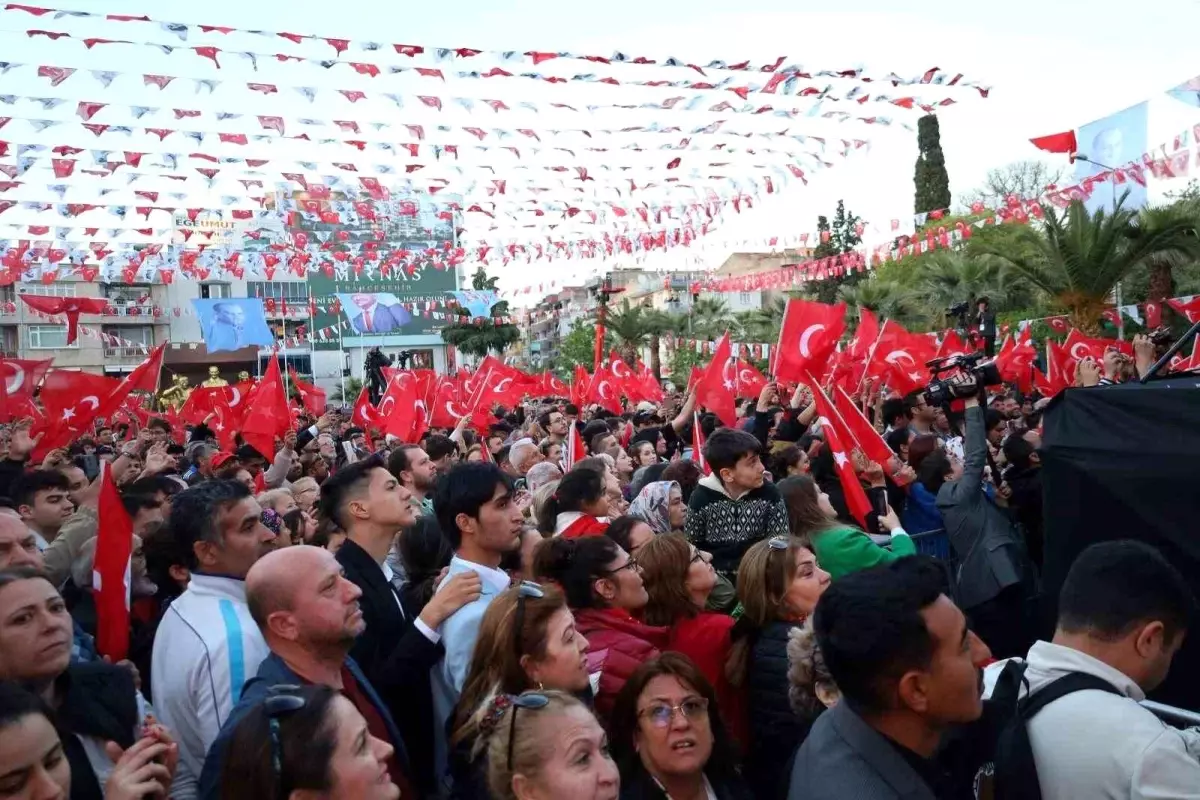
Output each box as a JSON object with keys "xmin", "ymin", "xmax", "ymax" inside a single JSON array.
[{"xmin": 94, "ymin": 460, "xmax": 133, "ymax": 661}]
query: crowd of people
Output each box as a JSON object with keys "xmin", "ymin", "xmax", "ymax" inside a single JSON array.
[{"xmin": 0, "ymin": 363, "xmax": 1197, "ymax": 800}]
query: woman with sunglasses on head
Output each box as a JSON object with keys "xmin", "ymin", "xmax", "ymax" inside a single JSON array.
[
  {"xmin": 447, "ymin": 582, "xmax": 591, "ymax": 798},
  {"xmin": 532, "ymin": 536, "xmax": 668, "ymax": 721},
  {"xmin": 777, "ymin": 474, "xmax": 914, "ymax": 581},
  {"xmin": 220, "ymin": 684, "xmax": 399, "ymax": 800},
  {"xmin": 725, "ymin": 537, "xmax": 831, "ymax": 799},
  {"xmin": 0, "ymin": 680, "xmax": 178, "ymax": 800},
  {"xmin": 609, "ymin": 653, "xmax": 750, "ymax": 800},
  {"xmin": 634, "ymin": 534, "xmax": 742, "ymax": 746},
  {"xmin": 481, "ymin": 689, "xmax": 619, "ymax": 800}
]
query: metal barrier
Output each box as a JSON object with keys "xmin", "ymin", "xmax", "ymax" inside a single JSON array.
[
  {"xmin": 908, "ymin": 529, "xmax": 951, "ymax": 560},
  {"xmin": 1142, "ymin": 699, "xmax": 1200, "ymax": 729}
]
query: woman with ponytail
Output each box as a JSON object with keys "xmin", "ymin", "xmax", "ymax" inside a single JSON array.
[
  {"xmin": 536, "ymin": 467, "xmax": 611, "ymax": 538},
  {"xmin": 532, "ymin": 536, "xmax": 668, "ymax": 720}
]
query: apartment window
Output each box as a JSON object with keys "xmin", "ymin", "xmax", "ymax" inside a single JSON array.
[
  {"xmin": 246, "ymin": 281, "xmax": 309, "ymax": 302},
  {"xmin": 19, "ymin": 283, "xmax": 77, "ymax": 298},
  {"xmin": 25, "ymin": 324, "xmax": 75, "ymax": 349},
  {"xmin": 103, "ymin": 284, "xmax": 151, "ymax": 303},
  {"xmin": 739, "ymin": 292, "xmax": 753, "ymax": 305},
  {"xmin": 199, "ymin": 283, "xmax": 231, "ymax": 299},
  {"xmin": 106, "ymin": 325, "xmax": 154, "ymax": 347}
]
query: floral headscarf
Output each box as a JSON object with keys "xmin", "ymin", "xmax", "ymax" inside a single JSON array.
[
  {"xmin": 260, "ymin": 508, "xmax": 283, "ymax": 537},
  {"xmin": 628, "ymin": 480, "xmax": 682, "ymax": 534}
]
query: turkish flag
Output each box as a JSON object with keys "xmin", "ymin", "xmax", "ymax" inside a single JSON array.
[
  {"xmin": 691, "ymin": 412, "xmax": 712, "ymax": 476},
  {"xmin": 287, "ymin": 368, "xmax": 327, "ymax": 413},
  {"xmin": 1029, "ymin": 130, "xmax": 1077, "ymax": 156},
  {"xmin": 1, "ymin": 358, "xmax": 51, "ymax": 401},
  {"xmin": 586, "ymin": 366, "xmax": 623, "ymax": 416},
  {"xmin": 376, "ymin": 373, "xmax": 420, "ymax": 441},
  {"xmin": 774, "ymin": 299, "xmax": 846, "ymax": 384},
  {"xmin": 351, "ymin": 385, "xmax": 381, "ymax": 431},
  {"xmin": 1168, "ymin": 296, "xmax": 1200, "ymax": 324},
  {"xmin": 935, "ymin": 329, "xmax": 971, "ymax": 361},
  {"xmin": 428, "ymin": 379, "xmax": 468, "ymax": 429},
  {"xmin": 1062, "ymin": 329, "xmax": 1132, "ymax": 363},
  {"xmin": 179, "ymin": 386, "xmax": 236, "ymax": 426},
  {"xmin": 94, "ymin": 461, "xmax": 133, "ymax": 660},
  {"xmin": 734, "ymin": 358, "xmax": 768, "ymax": 397},
  {"xmin": 1143, "ymin": 302, "xmax": 1162, "ymax": 329},
  {"xmin": 570, "ymin": 365, "xmax": 590, "ymax": 408},
  {"xmin": 241, "ymin": 356, "xmax": 288, "ymax": 458},
  {"xmin": 19, "ymin": 294, "xmax": 108, "ymax": 344},
  {"xmin": 833, "ymin": 386, "xmax": 895, "ymax": 468},
  {"xmin": 994, "ymin": 329, "xmax": 1038, "ymax": 392},
  {"xmin": 40, "ymin": 370, "xmax": 122, "ymax": 426},
  {"xmin": 868, "ymin": 321, "xmax": 936, "ymax": 395},
  {"xmin": 808, "ymin": 378, "xmax": 872, "ymax": 527},
  {"xmin": 1046, "ymin": 316, "xmax": 1069, "ymax": 334},
  {"xmin": 694, "ymin": 333, "xmax": 736, "ymax": 427},
  {"xmin": 564, "ymin": 423, "xmax": 586, "ymax": 469}
]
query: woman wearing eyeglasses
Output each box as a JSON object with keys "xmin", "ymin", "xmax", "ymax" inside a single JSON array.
[
  {"xmin": 532, "ymin": 536, "xmax": 668, "ymax": 721},
  {"xmin": 220, "ymin": 684, "xmax": 400, "ymax": 800},
  {"xmin": 481, "ymin": 689, "xmax": 619, "ymax": 800},
  {"xmin": 609, "ymin": 653, "xmax": 751, "ymax": 800},
  {"xmin": 635, "ymin": 534, "xmax": 742, "ymax": 746},
  {"xmin": 726, "ymin": 537, "xmax": 831, "ymax": 799},
  {"xmin": 447, "ymin": 582, "xmax": 592, "ymax": 798},
  {"xmin": 778, "ymin": 474, "xmax": 914, "ymax": 581}
]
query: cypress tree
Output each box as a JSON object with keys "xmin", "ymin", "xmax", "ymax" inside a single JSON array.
[{"xmin": 914, "ymin": 114, "xmax": 951, "ymax": 214}]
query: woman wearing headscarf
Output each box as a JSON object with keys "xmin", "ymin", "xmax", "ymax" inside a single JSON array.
[{"xmin": 628, "ymin": 480, "xmax": 687, "ymax": 535}]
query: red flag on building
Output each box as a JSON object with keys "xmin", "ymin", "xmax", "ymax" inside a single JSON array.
[{"xmin": 94, "ymin": 461, "xmax": 133, "ymax": 660}]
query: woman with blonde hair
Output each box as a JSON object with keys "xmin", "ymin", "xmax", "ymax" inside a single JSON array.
[
  {"xmin": 480, "ymin": 690, "xmax": 618, "ymax": 800},
  {"xmin": 447, "ymin": 582, "xmax": 592, "ymax": 798},
  {"xmin": 727, "ymin": 536, "xmax": 830, "ymax": 798},
  {"xmin": 636, "ymin": 533, "xmax": 741, "ymax": 743}
]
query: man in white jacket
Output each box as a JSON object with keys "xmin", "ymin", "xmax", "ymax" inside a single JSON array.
[
  {"xmin": 151, "ymin": 480, "xmax": 277, "ymax": 799},
  {"xmin": 984, "ymin": 540, "xmax": 1200, "ymax": 799}
]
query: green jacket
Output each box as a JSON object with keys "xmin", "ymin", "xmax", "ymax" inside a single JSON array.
[{"xmin": 811, "ymin": 525, "xmax": 916, "ymax": 581}]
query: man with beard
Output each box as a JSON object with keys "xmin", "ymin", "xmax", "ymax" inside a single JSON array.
[
  {"xmin": 538, "ymin": 408, "xmax": 571, "ymax": 446},
  {"xmin": 387, "ymin": 444, "xmax": 438, "ymax": 518},
  {"xmin": 197, "ymin": 545, "xmax": 415, "ymax": 800},
  {"xmin": 324, "ymin": 455, "xmax": 482, "ymax": 795}
]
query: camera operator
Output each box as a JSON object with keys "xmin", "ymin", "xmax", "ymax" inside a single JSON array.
[
  {"xmin": 929, "ymin": 373, "xmax": 1037, "ymax": 659},
  {"xmin": 975, "ymin": 297, "xmax": 996, "ymax": 357}
]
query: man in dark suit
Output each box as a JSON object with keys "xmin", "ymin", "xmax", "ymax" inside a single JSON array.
[
  {"xmin": 198, "ymin": 544, "xmax": 415, "ymax": 799},
  {"xmin": 322, "ymin": 455, "xmax": 481, "ymax": 796},
  {"xmin": 788, "ymin": 558, "xmax": 994, "ymax": 800},
  {"xmin": 347, "ymin": 293, "xmax": 412, "ymax": 334}
]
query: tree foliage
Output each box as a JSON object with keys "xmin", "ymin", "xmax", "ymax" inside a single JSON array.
[
  {"xmin": 440, "ymin": 267, "xmax": 522, "ymax": 357},
  {"xmin": 557, "ymin": 318, "xmax": 607, "ymax": 376},
  {"xmin": 914, "ymin": 114, "xmax": 952, "ymax": 215},
  {"xmin": 811, "ymin": 199, "xmax": 864, "ymax": 304}
]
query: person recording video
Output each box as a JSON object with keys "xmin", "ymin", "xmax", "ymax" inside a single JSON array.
[{"xmin": 976, "ymin": 297, "xmax": 997, "ymax": 357}]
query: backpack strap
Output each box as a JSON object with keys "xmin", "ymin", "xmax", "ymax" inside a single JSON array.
[{"xmin": 993, "ymin": 665, "xmax": 1123, "ymax": 800}]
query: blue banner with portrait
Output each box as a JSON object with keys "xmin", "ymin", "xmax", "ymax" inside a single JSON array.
[
  {"xmin": 191, "ymin": 298, "xmax": 276, "ymax": 352},
  {"xmin": 448, "ymin": 290, "xmax": 500, "ymax": 319},
  {"xmin": 1075, "ymin": 102, "xmax": 1149, "ymax": 213}
]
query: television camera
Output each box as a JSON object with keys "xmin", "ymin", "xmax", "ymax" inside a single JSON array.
[{"xmin": 922, "ymin": 351, "xmax": 1002, "ymax": 406}]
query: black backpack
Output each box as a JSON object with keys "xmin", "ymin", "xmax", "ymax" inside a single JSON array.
[{"xmin": 991, "ymin": 659, "xmax": 1122, "ymax": 800}]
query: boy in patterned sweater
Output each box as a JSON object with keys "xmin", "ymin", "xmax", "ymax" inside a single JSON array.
[{"xmin": 685, "ymin": 427, "xmax": 790, "ymax": 591}]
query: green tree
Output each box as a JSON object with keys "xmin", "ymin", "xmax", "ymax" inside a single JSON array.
[
  {"xmin": 960, "ymin": 160, "xmax": 1067, "ymax": 212},
  {"xmin": 812, "ymin": 215, "xmax": 836, "ymax": 260},
  {"xmin": 836, "ymin": 278, "xmax": 922, "ymax": 330},
  {"xmin": 605, "ymin": 300, "xmax": 649, "ymax": 364},
  {"xmin": 641, "ymin": 308, "xmax": 673, "ymax": 381},
  {"xmin": 328, "ymin": 376, "xmax": 364, "ymax": 405},
  {"xmin": 557, "ymin": 318, "xmax": 607, "ymax": 376},
  {"xmin": 690, "ymin": 297, "xmax": 735, "ymax": 339},
  {"xmin": 917, "ymin": 251, "xmax": 1014, "ymax": 326},
  {"xmin": 440, "ymin": 267, "xmax": 521, "ymax": 357},
  {"xmin": 976, "ymin": 195, "xmax": 1200, "ymax": 332},
  {"xmin": 812, "ymin": 200, "xmax": 864, "ymax": 304},
  {"xmin": 733, "ymin": 295, "xmax": 788, "ymax": 345},
  {"xmin": 667, "ymin": 344, "xmax": 705, "ymax": 385},
  {"xmin": 914, "ymin": 114, "xmax": 951, "ymax": 215},
  {"xmin": 1136, "ymin": 198, "xmax": 1200, "ymax": 301}
]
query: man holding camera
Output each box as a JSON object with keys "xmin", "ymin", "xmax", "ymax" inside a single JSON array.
[{"xmin": 976, "ymin": 297, "xmax": 997, "ymax": 357}]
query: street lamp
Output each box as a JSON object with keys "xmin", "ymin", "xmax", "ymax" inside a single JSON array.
[{"xmin": 1072, "ymin": 153, "xmax": 1125, "ymax": 340}]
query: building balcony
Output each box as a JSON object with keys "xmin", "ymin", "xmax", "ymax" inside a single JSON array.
[
  {"xmin": 102, "ymin": 302, "xmax": 168, "ymax": 321},
  {"xmin": 103, "ymin": 346, "xmax": 154, "ymax": 362}
]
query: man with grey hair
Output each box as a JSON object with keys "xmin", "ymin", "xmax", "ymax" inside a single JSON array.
[
  {"xmin": 206, "ymin": 301, "xmax": 247, "ymax": 351},
  {"xmin": 525, "ymin": 460, "xmax": 563, "ymax": 493},
  {"xmin": 508, "ymin": 437, "xmax": 542, "ymax": 476}
]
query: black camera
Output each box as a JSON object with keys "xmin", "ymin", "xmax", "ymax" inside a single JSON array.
[
  {"xmin": 946, "ymin": 301, "xmax": 970, "ymax": 318},
  {"xmin": 923, "ymin": 352, "xmax": 1001, "ymax": 406},
  {"xmin": 363, "ymin": 347, "xmax": 394, "ymax": 405}
]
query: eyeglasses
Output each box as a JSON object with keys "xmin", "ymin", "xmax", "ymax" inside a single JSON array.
[
  {"xmin": 263, "ymin": 685, "xmax": 306, "ymax": 779},
  {"xmin": 507, "ymin": 691, "xmax": 550, "ymax": 770},
  {"xmin": 637, "ymin": 697, "xmax": 710, "ymax": 729},
  {"xmin": 767, "ymin": 536, "xmax": 790, "ymax": 551},
  {"xmin": 690, "ymin": 549, "xmax": 706, "ymax": 563},
  {"xmin": 512, "ymin": 581, "xmax": 545, "ymax": 658},
  {"xmin": 603, "ymin": 557, "xmax": 638, "ymax": 575}
]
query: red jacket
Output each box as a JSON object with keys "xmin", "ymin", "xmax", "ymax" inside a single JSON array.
[
  {"xmin": 574, "ymin": 607, "xmax": 670, "ymax": 721},
  {"xmin": 558, "ymin": 514, "xmax": 609, "ymax": 539},
  {"xmin": 669, "ymin": 612, "xmax": 746, "ymax": 748}
]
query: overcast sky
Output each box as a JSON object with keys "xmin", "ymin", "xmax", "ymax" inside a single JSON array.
[{"xmin": 3, "ymin": 0, "xmax": 1200, "ymax": 299}]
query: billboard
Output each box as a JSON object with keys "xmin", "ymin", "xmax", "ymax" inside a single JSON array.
[
  {"xmin": 1075, "ymin": 102, "xmax": 1149, "ymax": 213},
  {"xmin": 282, "ymin": 187, "xmax": 460, "ymax": 349}
]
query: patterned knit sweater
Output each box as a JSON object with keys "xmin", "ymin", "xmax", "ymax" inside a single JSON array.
[{"xmin": 684, "ymin": 474, "xmax": 790, "ymax": 574}]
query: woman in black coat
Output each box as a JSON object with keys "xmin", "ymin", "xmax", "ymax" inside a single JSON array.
[{"xmin": 727, "ymin": 536, "xmax": 831, "ymax": 799}]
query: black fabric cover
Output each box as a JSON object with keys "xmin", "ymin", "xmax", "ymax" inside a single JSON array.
[{"xmin": 1041, "ymin": 376, "xmax": 1200, "ymax": 710}]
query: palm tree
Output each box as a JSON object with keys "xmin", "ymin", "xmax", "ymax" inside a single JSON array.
[
  {"xmin": 690, "ymin": 296, "xmax": 735, "ymax": 339},
  {"xmin": 605, "ymin": 300, "xmax": 648, "ymax": 364},
  {"xmin": 734, "ymin": 295, "xmax": 788, "ymax": 345},
  {"xmin": 977, "ymin": 196, "xmax": 1200, "ymax": 332},
  {"xmin": 1137, "ymin": 200, "xmax": 1200, "ymax": 301},
  {"xmin": 836, "ymin": 278, "xmax": 922, "ymax": 329},
  {"xmin": 641, "ymin": 308, "xmax": 673, "ymax": 380},
  {"xmin": 917, "ymin": 251, "xmax": 1012, "ymax": 327},
  {"xmin": 440, "ymin": 266, "xmax": 521, "ymax": 356},
  {"xmin": 329, "ymin": 376, "xmax": 364, "ymax": 405}
]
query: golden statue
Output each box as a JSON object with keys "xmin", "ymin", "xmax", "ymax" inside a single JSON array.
[
  {"xmin": 201, "ymin": 366, "xmax": 229, "ymax": 388},
  {"xmin": 237, "ymin": 370, "xmax": 251, "ymax": 383},
  {"xmin": 158, "ymin": 374, "xmax": 192, "ymax": 411}
]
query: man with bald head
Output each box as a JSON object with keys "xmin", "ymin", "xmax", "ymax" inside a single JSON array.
[{"xmin": 197, "ymin": 545, "xmax": 416, "ymax": 800}]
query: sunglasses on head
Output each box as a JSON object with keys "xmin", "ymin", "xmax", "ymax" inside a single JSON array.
[
  {"xmin": 767, "ymin": 536, "xmax": 791, "ymax": 551},
  {"xmin": 512, "ymin": 581, "xmax": 545, "ymax": 658},
  {"xmin": 263, "ymin": 685, "xmax": 306, "ymax": 779},
  {"xmin": 507, "ymin": 691, "xmax": 551, "ymax": 770}
]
